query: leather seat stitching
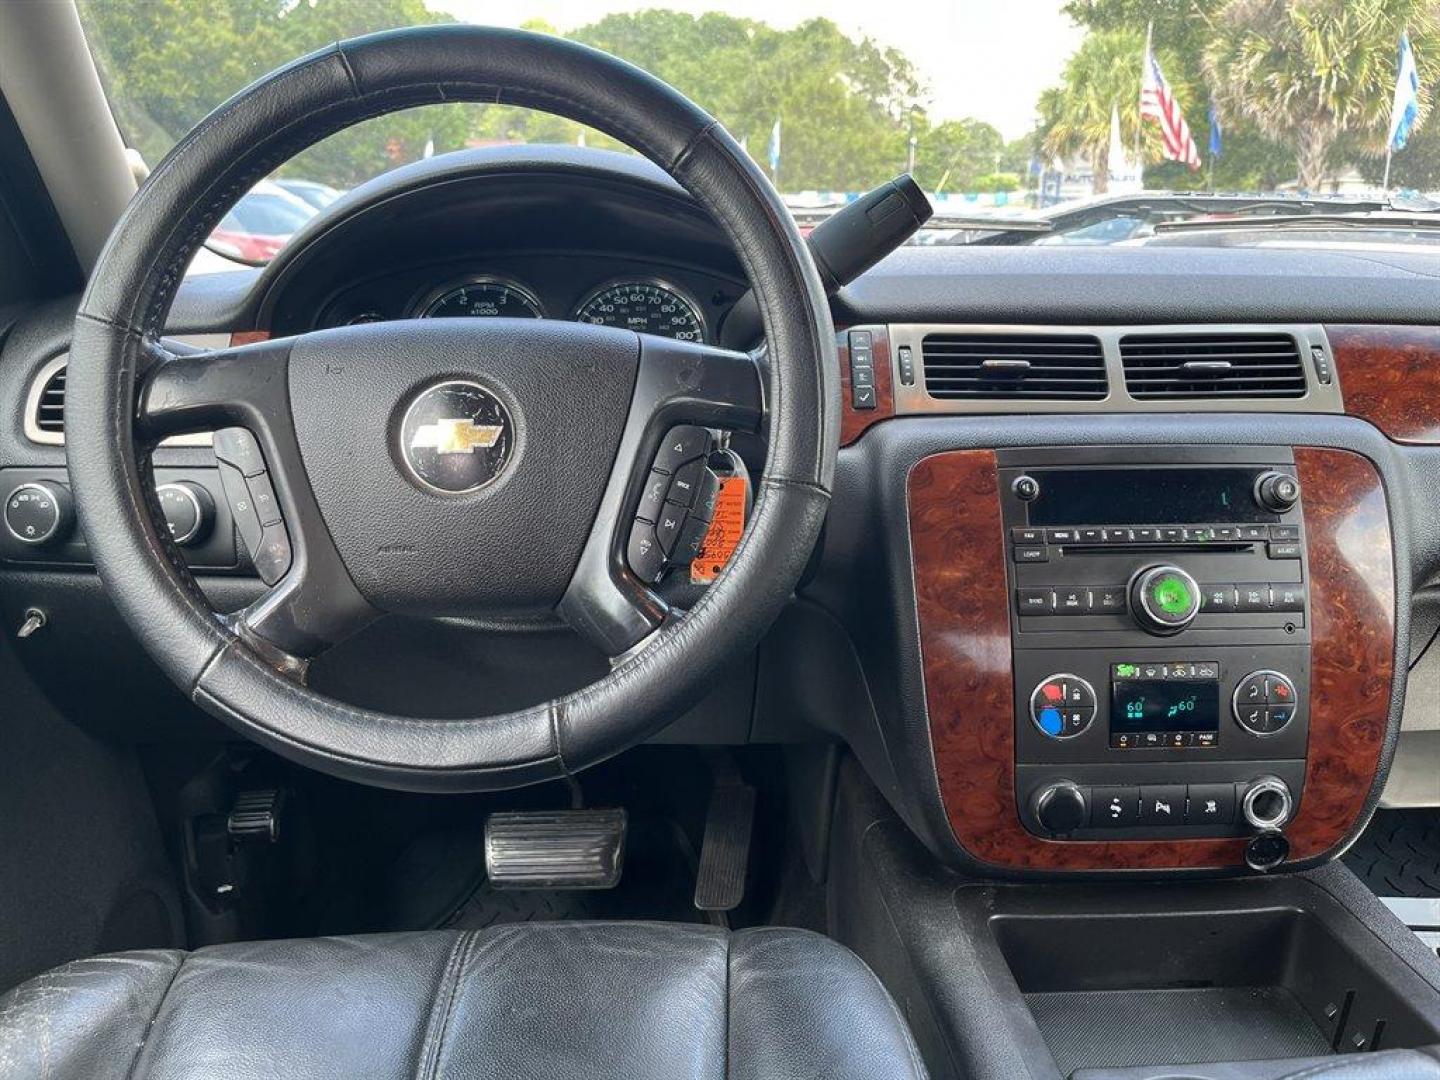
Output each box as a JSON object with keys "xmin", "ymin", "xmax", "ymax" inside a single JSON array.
[
  {"xmin": 414, "ymin": 931, "xmax": 474, "ymax": 1080},
  {"xmin": 120, "ymin": 952, "xmax": 188, "ymax": 1080}
]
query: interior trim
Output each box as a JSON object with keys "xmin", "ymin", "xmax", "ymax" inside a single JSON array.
[
  {"xmin": 837, "ymin": 325, "xmax": 895, "ymax": 446},
  {"xmin": 908, "ymin": 445, "xmax": 1395, "ymax": 872},
  {"xmin": 1327, "ymin": 324, "xmax": 1440, "ymax": 445},
  {"xmin": 889, "ymin": 323, "xmax": 1344, "ymax": 418}
]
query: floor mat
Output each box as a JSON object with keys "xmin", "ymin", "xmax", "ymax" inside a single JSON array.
[{"xmin": 1344, "ymin": 809, "xmax": 1440, "ymax": 898}]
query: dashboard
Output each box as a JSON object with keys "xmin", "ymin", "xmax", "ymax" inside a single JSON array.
[{"xmin": 2, "ymin": 144, "xmax": 1439, "ymax": 880}]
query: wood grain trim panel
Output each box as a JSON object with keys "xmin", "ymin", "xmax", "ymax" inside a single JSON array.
[
  {"xmin": 910, "ymin": 447, "xmax": 1395, "ymax": 871},
  {"xmin": 837, "ymin": 326, "xmax": 894, "ymax": 445},
  {"xmin": 1330, "ymin": 324, "xmax": 1440, "ymax": 444},
  {"xmin": 1287, "ymin": 448, "xmax": 1395, "ymax": 859}
]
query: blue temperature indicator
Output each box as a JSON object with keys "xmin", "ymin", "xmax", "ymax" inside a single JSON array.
[{"xmin": 1038, "ymin": 707, "xmax": 1064, "ymax": 736}]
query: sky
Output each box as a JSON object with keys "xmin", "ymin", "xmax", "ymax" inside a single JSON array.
[{"xmin": 432, "ymin": 0, "xmax": 1085, "ymax": 140}]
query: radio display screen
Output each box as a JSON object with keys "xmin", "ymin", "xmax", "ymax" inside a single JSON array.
[
  {"xmin": 1110, "ymin": 662, "xmax": 1221, "ymax": 748},
  {"xmin": 1025, "ymin": 467, "xmax": 1279, "ymax": 525}
]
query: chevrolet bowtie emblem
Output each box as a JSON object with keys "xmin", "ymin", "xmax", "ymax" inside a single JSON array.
[{"xmin": 409, "ymin": 417, "xmax": 505, "ymax": 454}]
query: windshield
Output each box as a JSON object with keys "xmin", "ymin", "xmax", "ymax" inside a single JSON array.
[{"xmin": 78, "ymin": 0, "xmax": 1440, "ymax": 265}]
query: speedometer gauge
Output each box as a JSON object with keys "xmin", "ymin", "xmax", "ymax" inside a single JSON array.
[
  {"xmin": 573, "ymin": 280, "xmax": 706, "ymax": 342},
  {"xmin": 416, "ymin": 278, "xmax": 544, "ymax": 319}
]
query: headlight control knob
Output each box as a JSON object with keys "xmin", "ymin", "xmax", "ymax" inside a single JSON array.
[
  {"xmin": 155, "ymin": 482, "xmax": 215, "ymax": 546},
  {"xmin": 4, "ymin": 481, "xmax": 74, "ymax": 546},
  {"xmin": 1033, "ymin": 781, "xmax": 1088, "ymax": 835},
  {"xmin": 1128, "ymin": 564, "xmax": 1201, "ymax": 636}
]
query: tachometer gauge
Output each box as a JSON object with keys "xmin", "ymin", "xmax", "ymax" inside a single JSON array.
[
  {"xmin": 572, "ymin": 280, "xmax": 706, "ymax": 342},
  {"xmin": 416, "ymin": 278, "xmax": 545, "ymax": 319}
]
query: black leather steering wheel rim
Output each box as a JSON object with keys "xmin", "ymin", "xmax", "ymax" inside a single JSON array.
[{"xmin": 66, "ymin": 25, "xmax": 838, "ymax": 791}]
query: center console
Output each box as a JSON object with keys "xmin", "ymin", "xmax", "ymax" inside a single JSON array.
[
  {"xmin": 907, "ymin": 444, "xmax": 1397, "ymax": 874},
  {"xmin": 1002, "ymin": 449, "xmax": 1311, "ymax": 855}
]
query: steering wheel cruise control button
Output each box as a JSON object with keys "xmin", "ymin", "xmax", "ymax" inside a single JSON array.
[
  {"xmin": 1129, "ymin": 564, "xmax": 1201, "ymax": 635},
  {"xmin": 217, "ymin": 463, "xmax": 264, "ymax": 556},
  {"xmin": 212, "ymin": 428, "xmax": 267, "ymax": 477},
  {"xmin": 246, "ymin": 473, "xmax": 283, "ymax": 526},
  {"xmin": 252, "ymin": 524, "xmax": 293, "ymax": 585}
]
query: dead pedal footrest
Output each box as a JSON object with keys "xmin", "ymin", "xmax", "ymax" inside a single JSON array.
[{"xmin": 484, "ymin": 808, "xmax": 626, "ymax": 889}]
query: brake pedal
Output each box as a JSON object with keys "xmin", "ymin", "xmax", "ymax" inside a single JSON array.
[
  {"xmin": 693, "ymin": 762, "xmax": 756, "ymax": 913},
  {"xmin": 484, "ymin": 808, "xmax": 626, "ymax": 889}
]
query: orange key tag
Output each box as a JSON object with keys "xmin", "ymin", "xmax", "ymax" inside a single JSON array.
[{"xmin": 690, "ymin": 473, "xmax": 748, "ymax": 584}]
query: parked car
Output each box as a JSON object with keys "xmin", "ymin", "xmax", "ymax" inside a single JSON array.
[
  {"xmin": 205, "ymin": 179, "xmax": 317, "ymax": 263},
  {"xmin": 274, "ymin": 177, "xmax": 343, "ymax": 210}
]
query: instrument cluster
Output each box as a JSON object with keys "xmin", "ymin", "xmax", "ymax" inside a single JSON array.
[{"xmin": 337, "ymin": 272, "xmax": 710, "ymax": 343}]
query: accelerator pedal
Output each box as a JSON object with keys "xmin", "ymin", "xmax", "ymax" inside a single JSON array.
[
  {"xmin": 693, "ymin": 756, "xmax": 756, "ymax": 913},
  {"xmin": 484, "ymin": 808, "xmax": 626, "ymax": 890}
]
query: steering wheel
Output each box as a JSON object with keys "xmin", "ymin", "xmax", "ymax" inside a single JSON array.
[{"xmin": 66, "ymin": 26, "xmax": 837, "ymax": 791}]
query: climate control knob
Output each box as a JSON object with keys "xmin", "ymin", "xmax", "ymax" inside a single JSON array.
[
  {"xmin": 1033, "ymin": 781, "xmax": 1088, "ymax": 835},
  {"xmin": 4, "ymin": 481, "xmax": 73, "ymax": 546},
  {"xmin": 1128, "ymin": 564, "xmax": 1201, "ymax": 636},
  {"xmin": 1029, "ymin": 674, "xmax": 1097, "ymax": 739}
]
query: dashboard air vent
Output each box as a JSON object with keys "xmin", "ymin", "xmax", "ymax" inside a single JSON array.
[
  {"xmin": 1120, "ymin": 332, "xmax": 1306, "ymax": 399},
  {"xmin": 34, "ymin": 362, "xmax": 66, "ymax": 434},
  {"xmin": 921, "ymin": 333, "xmax": 1107, "ymax": 400}
]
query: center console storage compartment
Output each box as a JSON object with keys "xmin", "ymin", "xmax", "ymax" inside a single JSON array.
[
  {"xmin": 989, "ymin": 900, "xmax": 1435, "ymax": 1076},
  {"xmin": 828, "ymin": 762, "xmax": 1440, "ymax": 1080}
]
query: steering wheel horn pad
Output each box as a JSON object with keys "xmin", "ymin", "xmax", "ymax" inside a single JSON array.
[{"xmin": 65, "ymin": 25, "xmax": 837, "ymax": 791}]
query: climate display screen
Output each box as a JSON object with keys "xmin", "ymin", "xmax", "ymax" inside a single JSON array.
[{"xmin": 1110, "ymin": 661, "xmax": 1221, "ymax": 749}]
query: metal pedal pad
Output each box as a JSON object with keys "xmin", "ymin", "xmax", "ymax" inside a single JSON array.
[
  {"xmin": 693, "ymin": 772, "xmax": 756, "ymax": 912},
  {"xmin": 484, "ymin": 808, "xmax": 626, "ymax": 889}
]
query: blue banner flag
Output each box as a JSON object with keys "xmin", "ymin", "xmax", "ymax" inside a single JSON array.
[
  {"xmin": 768, "ymin": 119, "xmax": 781, "ymax": 172},
  {"xmin": 1207, "ymin": 101, "xmax": 1222, "ymax": 160},
  {"xmin": 1389, "ymin": 33, "xmax": 1420, "ymax": 151}
]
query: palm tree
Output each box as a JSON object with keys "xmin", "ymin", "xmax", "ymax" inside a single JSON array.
[
  {"xmin": 1042, "ymin": 30, "xmax": 1143, "ymax": 193},
  {"xmin": 1041, "ymin": 28, "xmax": 1196, "ymax": 193},
  {"xmin": 1204, "ymin": 0, "xmax": 1439, "ymax": 191}
]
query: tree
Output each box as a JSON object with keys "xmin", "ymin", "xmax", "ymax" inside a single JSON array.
[
  {"xmin": 911, "ymin": 118, "xmax": 1005, "ymax": 193},
  {"xmin": 1204, "ymin": 0, "xmax": 1440, "ymax": 190},
  {"xmin": 77, "ymin": 0, "xmax": 474, "ymax": 187},
  {"xmin": 1040, "ymin": 29, "xmax": 1162, "ymax": 193}
]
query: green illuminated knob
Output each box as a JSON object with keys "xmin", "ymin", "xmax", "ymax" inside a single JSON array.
[{"xmin": 1129, "ymin": 564, "xmax": 1201, "ymax": 636}]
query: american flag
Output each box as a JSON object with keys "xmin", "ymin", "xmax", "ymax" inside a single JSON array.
[{"xmin": 1140, "ymin": 41, "xmax": 1201, "ymax": 169}]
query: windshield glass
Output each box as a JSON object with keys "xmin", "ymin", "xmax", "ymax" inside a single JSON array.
[{"xmin": 78, "ymin": 0, "xmax": 1440, "ymax": 266}]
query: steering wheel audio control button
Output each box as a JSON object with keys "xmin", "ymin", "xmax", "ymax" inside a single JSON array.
[
  {"xmin": 1030, "ymin": 674, "xmax": 1097, "ymax": 739},
  {"xmin": 653, "ymin": 426, "xmax": 710, "ymax": 474},
  {"xmin": 667, "ymin": 460, "xmax": 705, "ymax": 507},
  {"xmin": 655, "ymin": 504, "xmax": 688, "ymax": 556},
  {"xmin": 627, "ymin": 520, "xmax": 665, "ymax": 584},
  {"xmin": 636, "ymin": 470, "xmax": 669, "ymax": 522},
  {"xmin": 213, "ymin": 428, "xmax": 267, "ymax": 477}
]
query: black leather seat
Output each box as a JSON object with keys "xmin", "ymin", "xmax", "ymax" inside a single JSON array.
[{"xmin": 0, "ymin": 922, "xmax": 927, "ymax": 1079}]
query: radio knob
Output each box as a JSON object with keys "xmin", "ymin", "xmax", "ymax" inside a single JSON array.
[
  {"xmin": 1255, "ymin": 471, "xmax": 1300, "ymax": 512},
  {"xmin": 1033, "ymin": 781, "xmax": 1088, "ymax": 835},
  {"xmin": 4, "ymin": 481, "xmax": 74, "ymax": 546},
  {"xmin": 1128, "ymin": 564, "xmax": 1201, "ymax": 636}
]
